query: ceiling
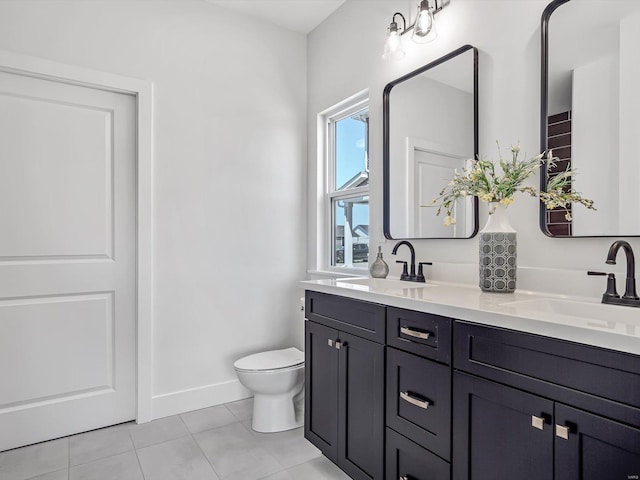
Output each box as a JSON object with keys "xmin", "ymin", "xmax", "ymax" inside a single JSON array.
[{"xmin": 204, "ymin": 0, "xmax": 346, "ymax": 34}]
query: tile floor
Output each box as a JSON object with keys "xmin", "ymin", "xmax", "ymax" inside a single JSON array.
[{"xmin": 0, "ymin": 398, "xmax": 351, "ymax": 480}]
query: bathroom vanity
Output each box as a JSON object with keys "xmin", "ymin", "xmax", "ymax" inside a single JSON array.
[{"xmin": 302, "ymin": 278, "xmax": 640, "ymax": 480}]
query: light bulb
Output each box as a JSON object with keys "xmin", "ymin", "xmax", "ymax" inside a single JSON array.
[
  {"xmin": 382, "ymin": 23, "xmax": 405, "ymax": 61},
  {"xmin": 412, "ymin": 0, "xmax": 437, "ymax": 44}
]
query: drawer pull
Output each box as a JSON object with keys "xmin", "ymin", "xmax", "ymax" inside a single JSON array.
[
  {"xmin": 531, "ymin": 415, "xmax": 545, "ymax": 430},
  {"xmin": 556, "ymin": 424, "xmax": 570, "ymax": 440},
  {"xmin": 400, "ymin": 391, "xmax": 430, "ymax": 409},
  {"xmin": 400, "ymin": 326, "xmax": 430, "ymax": 340}
]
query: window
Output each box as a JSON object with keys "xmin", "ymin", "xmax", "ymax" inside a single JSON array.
[{"xmin": 327, "ymin": 101, "xmax": 369, "ymax": 268}]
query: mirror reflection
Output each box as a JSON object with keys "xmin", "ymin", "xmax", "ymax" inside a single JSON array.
[
  {"xmin": 542, "ymin": 0, "xmax": 640, "ymax": 236},
  {"xmin": 384, "ymin": 45, "xmax": 478, "ymax": 239}
]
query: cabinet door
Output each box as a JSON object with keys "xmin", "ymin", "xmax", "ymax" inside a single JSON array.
[
  {"xmin": 453, "ymin": 372, "xmax": 554, "ymax": 480},
  {"xmin": 555, "ymin": 403, "xmax": 640, "ymax": 480},
  {"xmin": 338, "ymin": 331, "xmax": 385, "ymax": 480},
  {"xmin": 304, "ymin": 320, "xmax": 339, "ymax": 462}
]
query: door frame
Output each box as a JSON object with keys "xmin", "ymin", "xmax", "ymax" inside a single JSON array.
[{"xmin": 0, "ymin": 49, "xmax": 154, "ymax": 423}]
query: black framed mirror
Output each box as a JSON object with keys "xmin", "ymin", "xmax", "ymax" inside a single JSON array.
[
  {"xmin": 541, "ymin": 0, "xmax": 640, "ymax": 237},
  {"xmin": 383, "ymin": 44, "xmax": 479, "ymax": 240}
]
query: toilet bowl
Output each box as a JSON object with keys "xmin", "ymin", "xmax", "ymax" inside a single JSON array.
[{"xmin": 234, "ymin": 347, "xmax": 305, "ymax": 433}]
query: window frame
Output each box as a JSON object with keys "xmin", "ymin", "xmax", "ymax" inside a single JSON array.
[{"xmin": 324, "ymin": 96, "xmax": 370, "ymax": 271}]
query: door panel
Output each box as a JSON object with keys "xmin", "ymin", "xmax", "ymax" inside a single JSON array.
[
  {"xmin": 0, "ymin": 89, "xmax": 113, "ymax": 258},
  {"xmin": 0, "ymin": 293, "xmax": 114, "ymax": 406},
  {"xmin": 0, "ymin": 70, "xmax": 136, "ymax": 451},
  {"xmin": 338, "ymin": 332, "xmax": 384, "ymax": 480},
  {"xmin": 555, "ymin": 403, "xmax": 640, "ymax": 480},
  {"xmin": 304, "ymin": 320, "xmax": 339, "ymax": 462},
  {"xmin": 453, "ymin": 372, "xmax": 554, "ymax": 480}
]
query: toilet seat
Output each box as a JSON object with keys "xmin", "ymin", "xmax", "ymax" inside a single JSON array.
[{"xmin": 234, "ymin": 347, "xmax": 304, "ymax": 372}]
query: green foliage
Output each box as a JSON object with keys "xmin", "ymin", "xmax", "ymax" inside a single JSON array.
[{"xmin": 430, "ymin": 141, "xmax": 596, "ymax": 225}]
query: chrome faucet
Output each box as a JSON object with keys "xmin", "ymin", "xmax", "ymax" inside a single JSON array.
[
  {"xmin": 605, "ymin": 240, "xmax": 639, "ymax": 305},
  {"xmin": 391, "ymin": 240, "xmax": 430, "ymax": 283}
]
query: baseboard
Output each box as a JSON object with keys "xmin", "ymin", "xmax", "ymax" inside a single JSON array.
[{"xmin": 150, "ymin": 379, "xmax": 252, "ymax": 420}]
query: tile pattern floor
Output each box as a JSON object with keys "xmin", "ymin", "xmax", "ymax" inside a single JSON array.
[{"xmin": 0, "ymin": 398, "xmax": 351, "ymax": 480}]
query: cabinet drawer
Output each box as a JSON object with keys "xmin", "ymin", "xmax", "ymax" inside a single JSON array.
[
  {"xmin": 387, "ymin": 307, "xmax": 451, "ymax": 363},
  {"xmin": 386, "ymin": 347, "xmax": 451, "ymax": 460},
  {"xmin": 305, "ymin": 291, "xmax": 385, "ymax": 343},
  {"xmin": 454, "ymin": 321, "xmax": 640, "ymax": 425},
  {"xmin": 386, "ymin": 428, "xmax": 450, "ymax": 480}
]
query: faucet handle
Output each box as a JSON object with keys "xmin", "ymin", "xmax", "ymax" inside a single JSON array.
[
  {"xmin": 396, "ymin": 260, "xmax": 409, "ymax": 280},
  {"xmin": 416, "ymin": 262, "xmax": 432, "ymax": 283},
  {"xmin": 588, "ymin": 271, "xmax": 620, "ymax": 301}
]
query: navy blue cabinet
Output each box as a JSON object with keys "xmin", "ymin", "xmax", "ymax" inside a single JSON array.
[
  {"xmin": 386, "ymin": 348, "xmax": 451, "ymax": 460},
  {"xmin": 305, "ymin": 292, "xmax": 640, "ymax": 480},
  {"xmin": 337, "ymin": 331, "xmax": 385, "ymax": 480},
  {"xmin": 304, "ymin": 320, "xmax": 338, "ymax": 462},
  {"xmin": 385, "ymin": 309, "xmax": 453, "ymax": 479},
  {"xmin": 555, "ymin": 404, "xmax": 640, "ymax": 479},
  {"xmin": 386, "ymin": 427, "xmax": 450, "ymax": 480},
  {"xmin": 453, "ymin": 321, "xmax": 640, "ymax": 480},
  {"xmin": 453, "ymin": 372, "xmax": 554, "ymax": 480},
  {"xmin": 304, "ymin": 292, "xmax": 385, "ymax": 480}
]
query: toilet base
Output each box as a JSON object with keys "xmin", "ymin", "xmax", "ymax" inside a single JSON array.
[{"xmin": 251, "ymin": 393, "xmax": 303, "ymax": 433}]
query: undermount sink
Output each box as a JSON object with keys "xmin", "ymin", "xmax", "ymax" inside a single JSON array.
[
  {"xmin": 336, "ymin": 277, "xmax": 434, "ymax": 290},
  {"xmin": 498, "ymin": 298, "xmax": 639, "ymax": 326}
]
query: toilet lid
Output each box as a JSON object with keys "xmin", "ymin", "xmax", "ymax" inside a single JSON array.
[{"xmin": 234, "ymin": 347, "xmax": 304, "ymax": 371}]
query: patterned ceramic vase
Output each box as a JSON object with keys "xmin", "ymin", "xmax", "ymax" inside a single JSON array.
[{"xmin": 479, "ymin": 203, "xmax": 517, "ymax": 293}]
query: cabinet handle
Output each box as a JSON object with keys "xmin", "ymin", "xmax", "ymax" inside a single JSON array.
[
  {"xmin": 555, "ymin": 424, "xmax": 570, "ymax": 440},
  {"xmin": 400, "ymin": 391, "xmax": 430, "ymax": 409},
  {"xmin": 328, "ymin": 339, "xmax": 334, "ymax": 347},
  {"xmin": 400, "ymin": 326, "xmax": 430, "ymax": 340},
  {"xmin": 335, "ymin": 341, "xmax": 342, "ymax": 350},
  {"xmin": 400, "ymin": 476, "xmax": 413, "ymax": 480},
  {"xmin": 531, "ymin": 415, "xmax": 545, "ymax": 430}
]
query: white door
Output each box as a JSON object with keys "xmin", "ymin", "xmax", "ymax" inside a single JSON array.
[{"xmin": 0, "ymin": 70, "xmax": 136, "ymax": 451}]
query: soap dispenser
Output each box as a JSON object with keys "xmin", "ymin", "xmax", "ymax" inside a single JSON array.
[{"xmin": 369, "ymin": 246, "xmax": 389, "ymax": 278}]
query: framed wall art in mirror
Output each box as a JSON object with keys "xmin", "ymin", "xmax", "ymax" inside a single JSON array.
[
  {"xmin": 383, "ymin": 44, "xmax": 478, "ymax": 240},
  {"xmin": 541, "ymin": 0, "xmax": 640, "ymax": 237}
]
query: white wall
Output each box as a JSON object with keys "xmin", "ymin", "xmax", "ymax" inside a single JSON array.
[
  {"xmin": 307, "ymin": 0, "xmax": 640, "ymax": 297},
  {"xmin": 618, "ymin": 11, "xmax": 640, "ymax": 233},
  {"xmin": 572, "ymin": 54, "xmax": 619, "ymax": 236},
  {"xmin": 0, "ymin": 0, "xmax": 306, "ymax": 419}
]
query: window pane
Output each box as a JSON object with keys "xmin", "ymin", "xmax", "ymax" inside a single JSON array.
[
  {"xmin": 335, "ymin": 108, "xmax": 369, "ymax": 190},
  {"xmin": 332, "ymin": 195, "xmax": 369, "ymax": 266}
]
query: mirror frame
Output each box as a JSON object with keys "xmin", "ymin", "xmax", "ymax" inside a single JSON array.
[
  {"xmin": 539, "ymin": 0, "xmax": 640, "ymax": 237},
  {"xmin": 383, "ymin": 44, "xmax": 479, "ymax": 240}
]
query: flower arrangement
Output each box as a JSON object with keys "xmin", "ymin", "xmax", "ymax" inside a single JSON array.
[{"xmin": 431, "ymin": 141, "xmax": 596, "ymax": 226}]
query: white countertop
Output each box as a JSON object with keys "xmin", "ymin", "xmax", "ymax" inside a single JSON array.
[{"xmin": 301, "ymin": 277, "xmax": 640, "ymax": 356}]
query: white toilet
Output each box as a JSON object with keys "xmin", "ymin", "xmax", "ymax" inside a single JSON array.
[{"xmin": 234, "ymin": 347, "xmax": 305, "ymax": 433}]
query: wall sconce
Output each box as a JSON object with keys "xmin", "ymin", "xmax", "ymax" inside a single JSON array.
[{"xmin": 382, "ymin": 0, "xmax": 450, "ymax": 61}]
